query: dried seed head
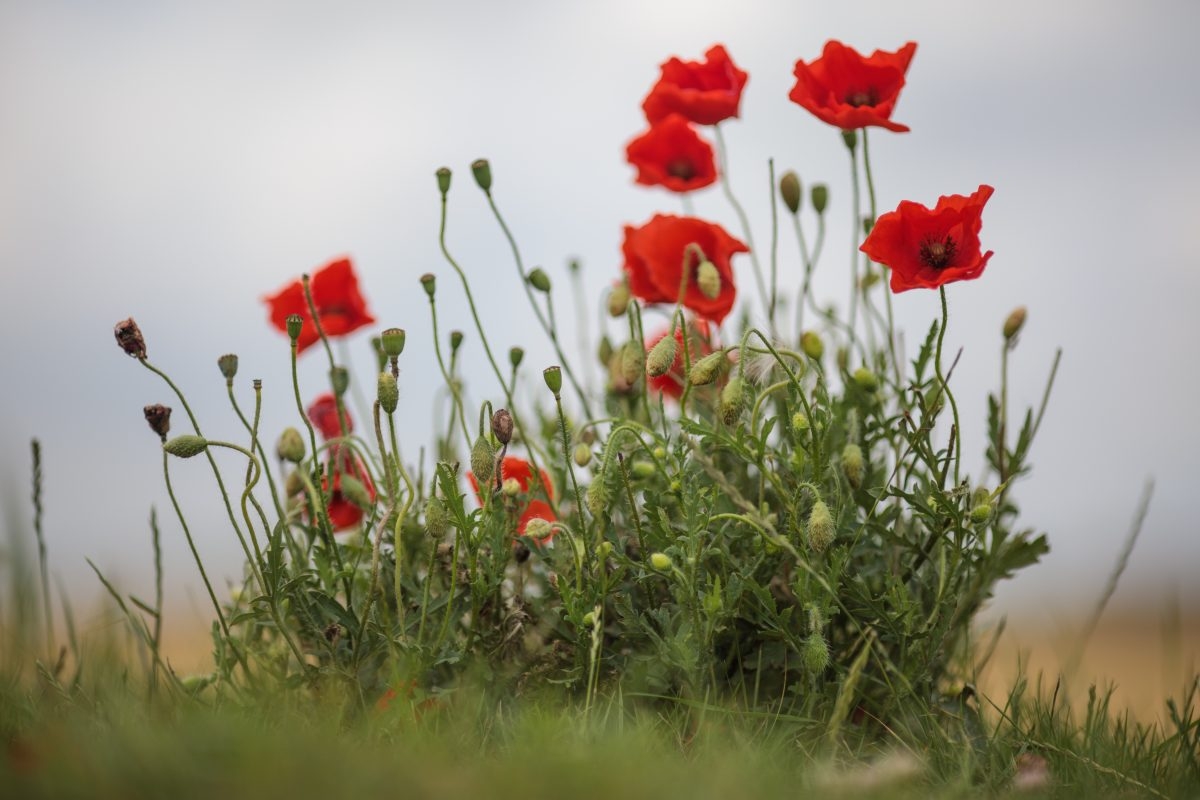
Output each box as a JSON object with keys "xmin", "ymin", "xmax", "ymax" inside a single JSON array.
[
  {"xmin": 164, "ymin": 435, "xmax": 208, "ymax": 459},
  {"xmin": 143, "ymin": 404, "xmax": 172, "ymax": 440},
  {"xmin": 378, "ymin": 372, "xmax": 399, "ymax": 414},
  {"xmin": 114, "ymin": 317, "xmax": 147, "ymax": 359},
  {"xmin": 607, "ymin": 282, "xmax": 631, "ymax": 317},
  {"xmin": 646, "ymin": 333, "xmax": 678, "ymax": 378},
  {"xmin": 811, "ymin": 184, "xmax": 829, "ymax": 214},
  {"xmin": 528, "ymin": 268, "xmax": 552, "ymax": 293},
  {"xmin": 842, "ymin": 444, "xmax": 864, "ymax": 489},
  {"xmin": 381, "ymin": 328, "xmax": 406, "ymax": 358},
  {"xmin": 470, "ymin": 436, "xmax": 496, "ymax": 486},
  {"xmin": 277, "ymin": 427, "xmax": 305, "ymax": 464},
  {"xmin": 217, "ymin": 354, "xmax": 238, "ymax": 382},
  {"xmin": 470, "ymin": 158, "xmax": 492, "ymax": 192},
  {"xmin": 800, "ymin": 331, "xmax": 824, "ymax": 360},
  {"xmin": 719, "ymin": 377, "xmax": 745, "ymax": 426},
  {"xmin": 807, "ymin": 499, "xmax": 835, "ymax": 552},
  {"xmin": 688, "ymin": 350, "xmax": 728, "ymax": 386},
  {"xmin": 490, "ymin": 408, "xmax": 514, "ymax": 445},
  {"xmin": 696, "ymin": 260, "xmax": 721, "ymax": 300},
  {"xmin": 780, "ymin": 170, "xmax": 802, "ymax": 215}
]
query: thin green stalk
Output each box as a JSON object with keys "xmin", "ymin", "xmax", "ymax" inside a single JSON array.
[
  {"xmin": 149, "ymin": 508, "xmax": 162, "ymax": 698},
  {"xmin": 30, "ymin": 440, "xmax": 53, "ymax": 655},
  {"xmin": 935, "ymin": 287, "xmax": 963, "ymax": 485},
  {"xmin": 861, "ymin": 130, "xmax": 900, "ymax": 384},
  {"xmin": 553, "ymin": 391, "xmax": 588, "ymax": 543},
  {"xmin": 227, "ymin": 384, "xmax": 286, "ymax": 522},
  {"xmin": 767, "ymin": 158, "xmax": 780, "ymax": 331},
  {"xmin": 301, "ymin": 275, "xmax": 350, "ymax": 439},
  {"xmin": 714, "ymin": 125, "xmax": 769, "ymax": 326},
  {"xmin": 847, "ymin": 142, "xmax": 862, "ymax": 337}
]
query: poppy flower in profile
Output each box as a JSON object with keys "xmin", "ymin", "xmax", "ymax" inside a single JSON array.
[
  {"xmin": 307, "ymin": 393, "xmax": 351, "ymax": 439},
  {"xmin": 859, "ymin": 185, "xmax": 995, "ymax": 293},
  {"xmin": 788, "ymin": 41, "xmax": 918, "ymax": 132},
  {"xmin": 642, "ymin": 44, "xmax": 749, "ymax": 126},
  {"xmin": 645, "ymin": 321, "xmax": 713, "ymax": 400},
  {"xmin": 622, "ymin": 214, "xmax": 747, "ymax": 325},
  {"xmin": 625, "ymin": 114, "xmax": 718, "ymax": 193},
  {"xmin": 264, "ymin": 256, "xmax": 376, "ymax": 353},
  {"xmin": 467, "ymin": 456, "xmax": 557, "ymax": 543}
]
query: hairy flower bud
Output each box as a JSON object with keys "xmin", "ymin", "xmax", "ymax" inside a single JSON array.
[
  {"xmin": 621, "ymin": 342, "xmax": 644, "ymax": 386},
  {"xmin": 217, "ymin": 354, "xmax": 238, "ymax": 382},
  {"xmin": 276, "ymin": 427, "xmax": 305, "ymax": 463},
  {"xmin": 491, "ymin": 408, "xmax": 514, "ymax": 445},
  {"xmin": 780, "ymin": 170, "xmax": 802, "ymax": 215},
  {"xmin": 807, "ymin": 499, "xmax": 835, "ymax": 552},
  {"xmin": 338, "ymin": 474, "xmax": 373, "ymax": 510},
  {"xmin": 853, "ymin": 367, "xmax": 879, "ymax": 392},
  {"xmin": 381, "ymin": 327, "xmax": 406, "ymax": 358},
  {"xmin": 607, "ymin": 282, "xmax": 631, "ymax": 317},
  {"xmin": 586, "ymin": 481, "xmax": 609, "ymax": 517},
  {"xmin": 114, "ymin": 317, "xmax": 147, "ymax": 359},
  {"xmin": 688, "ymin": 350, "xmax": 727, "ymax": 386},
  {"xmin": 420, "ymin": 273, "xmax": 436, "ymax": 297},
  {"xmin": 470, "ymin": 436, "xmax": 496, "ymax": 486},
  {"xmin": 164, "ymin": 435, "xmax": 208, "ymax": 459},
  {"xmin": 649, "ymin": 552, "xmax": 673, "ymax": 571},
  {"xmin": 803, "ymin": 633, "xmax": 830, "ymax": 674},
  {"xmin": 1003, "ymin": 306, "xmax": 1027, "ymax": 342},
  {"xmin": 842, "ymin": 443, "xmax": 864, "ymax": 489},
  {"xmin": 573, "ymin": 443, "xmax": 592, "ymax": 467},
  {"xmin": 646, "ymin": 332, "xmax": 678, "ymax": 378},
  {"xmin": 811, "ymin": 184, "xmax": 829, "ymax": 215},
  {"xmin": 425, "ymin": 496, "xmax": 450, "ymax": 539},
  {"xmin": 378, "ymin": 372, "xmax": 398, "ymax": 414},
  {"xmin": 143, "ymin": 404, "xmax": 172, "ymax": 440},
  {"xmin": 696, "ymin": 260, "xmax": 721, "ymax": 300},
  {"xmin": 523, "ymin": 517, "xmax": 553, "ymax": 544},
  {"xmin": 470, "ymin": 158, "xmax": 492, "ymax": 192},
  {"xmin": 284, "ymin": 469, "xmax": 305, "ymax": 498},
  {"xmin": 800, "ymin": 331, "xmax": 824, "ymax": 360},
  {"xmin": 719, "ymin": 376, "xmax": 745, "ymax": 426},
  {"xmin": 528, "ymin": 268, "xmax": 552, "ymax": 293},
  {"xmin": 597, "ymin": 336, "xmax": 614, "ymax": 366},
  {"xmin": 630, "ymin": 461, "xmax": 656, "ymax": 480},
  {"xmin": 501, "ymin": 478, "xmax": 521, "ymax": 497}
]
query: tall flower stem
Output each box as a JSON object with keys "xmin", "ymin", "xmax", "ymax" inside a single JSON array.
[
  {"xmin": 424, "ymin": 291, "xmax": 471, "ymax": 448},
  {"xmin": 553, "ymin": 389, "xmax": 588, "ymax": 543},
  {"xmin": 714, "ymin": 124, "xmax": 770, "ymax": 330},
  {"xmin": 846, "ymin": 140, "xmax": 862, "ymax": 340},
  {"xmin": 935, "ymin": 287, "xmax": 963, "ymax": 485},
  {"xmin": 301, "ymin": 275, "xmax": 351, "ymax": 440},
  {"xmin": 767, "ymin": 158, "xmax": 780, "ymax": 331},
  {"xmin": 227, "ymin": 383, "xmax": 286, "ymax": 523},
  {"xmin": 861, "ymin": 130, "xmax": 900, "ymax": 384}
]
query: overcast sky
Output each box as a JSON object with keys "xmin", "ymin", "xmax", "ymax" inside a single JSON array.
[{"xmin": 1, "ymin": 0, "xmax": 1198, "ymax": 634}]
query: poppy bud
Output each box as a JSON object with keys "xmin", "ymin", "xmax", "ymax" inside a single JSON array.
[
  {"xmin": 607, "ymin": 282, "xmax": 631, "ymax": 317},
  {"xmin": 543, "ymin": 366, "xmax": 563, "ymax": 395},
  {"xmin": 114, "ymin": 317, "xmax": 147, "ymax": 359},
  {"xmin": 841, "ymin": 130, "xmax": 858, "ymax": 150},
  {"xmin": 164, "ymin": 435, "xmax": 208, "ymax": 459},
  {"xmin": 807, "ymin": 499, "xmax": 835, "ymax": 552},
  {"xmin": 811, "ymin": 184, "xmax": 829, "ymax": 215},
  {"xmin": 597, "ymin": 336, "xmax": 614, "ymax": 365},
  {"xmin": 524, "ymin": 517, "xmax": 553, "ymax": 543},
  {"xmin": 277, "ymin": 427, "xmax": 305, "ymax": 463},
  {"xmin": 381, "ymin": 328, "xmax": 406, "ymax": 358},
  {"xmin": 378, "ymin": 372, "xmax": 399, "ymax": 414},
  {"xmin": 621, "ymin": 342, "xmax": 644, "ymax": 386},
  {"xmin": 491, "ymin": 408, "xmax": 514, "ymax": 445},
  {"xmin": 596, "ymin": 541, "xmax": 613, "ymax": 560},
  {"xmin": 528, "ymin": 268, "xmax": 552, "ymax": 293},
  {"xmin": 780, "ymin": 171, "xmax": 802, "ymax": 215},
  {"xmin": 649, "ymin": 552, "xmax": 673, "ymax": 571},
  {"xmin": 842, "ymin": 443, "xmax": 864, "ymax": 489},
  {"xmin": 436, "ymin": 167, "xmax": 452, "ymax": 196},
  {"xmin": 471, "ymin": 158, "xmax": 492, "ymax": 192},
  {"xmin": 449, "ymin": 330, "xmax": 464, "ymax": 353},
  {"xmin": 143, "ymin": 404, "xmax": 172, "ymax": 440},
  {"xmin": 719, "ymin": 377, "xmax": 745, "ymax": 426},
  {"xmin": 688, "ymin": 350, "xmax": 727, "ymax": 386},
  {"xmin": 217, "ymin": 354, "xmax": 238, "ymax": 383},
  {"xmin": 285, "ymin": 469, "xmax": 305, "ymax": 498},
  {"xmin": 1003, "ymin": 306, "xmax": 1027, "ymax": 342},
  {"xmin": 792, "ymin": 412, "xmax": 809, "ymax": 433},
  {"xmin": 509, "ymin": 347, "xmax": 524, "ymax": 369},
  {"xmin": 803, "ymin": 633, "xmax": 830, "ymax": 674},
  {"xmin": 853, "ymin": 367, "xmax": 879, "ymax": 392},
  {"xmin": 573, "ymin": 443, "xmax": 592, "ymax": 467},
  {"xmin": 630, "ymin": 461, "xmax": 656, "ymax": 480},
  {"xmin": 502, "ymin": 478, "xmax": 521, "ymax": 497},
  {"xmin": 425, "ymin": 496, "xmax": 450, "ymax": 539},
  {"xmin": 586, "ymin": 481, "xmax": 609, "ymax": 517},
  {"xmin": 329, "ymin": 366, "xmax": 350, "ymax": 397},
  {"xmin": 470, "ymin": 436, "xmax": 496, "ymax": 486},
  {"xmin": 653, "ymin": 446, "xmax": 666, "ymax": 460},
  {"xmin": 285, "ymin": 314, "xmax": 304, "ymax": 342},
  {"xmin": 338, "ymin": 474, "xmax": 373, "ymax": 510},
  {"xmin": 696, "ymin": 260, "xmax": 721, "ymax": 300},
  {"xmin": 580, "ymin": 610, "xmax": 595, "ymax": 628},
  {"xmin": 646, "ymin": 333, "xmax": 678, "ymax": 378},
  {"xmin": 970, "ymin": 502, "xmax": 993, "ymax": 525},
  {"xmin": 800, "ymin": 331, "xmax": 824, "ymax": 360},
  {"xmin": 420, "ymin": 273, "xmax": 436, "ymax": 297}
]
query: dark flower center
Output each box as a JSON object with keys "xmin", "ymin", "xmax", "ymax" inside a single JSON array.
[
  {"xmin": 919, "ymin": 236, "xmax": 957, "ymax": 269},
  {"xmin": 847, "ymin": 90, "xmax": 878, "ymax": 107},
  {"xmin": 667, "ymin": 159, "xmax": 695, "ymax": 181}
]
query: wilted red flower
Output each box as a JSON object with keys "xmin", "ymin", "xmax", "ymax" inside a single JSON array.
[
  {"xmin": 859, "ymin": 185, "xmax": 995, "ymax": 293},
  {"xmin": 264, "ymin": 256, "xmax": 376, "ymax": 353},
  {"xmin": 467, "ymin": 456, "xmax": 557, "ymax": 543},
  {"xmin": 622, "ymin": 214, "xmax": 747, "ymax": 325},
  {"xmin": 642, "ymin": 45, "xmax": 748, "ymax": 126},
  {"xmin": 625, "ymin": 114, "xmax": 717, "ymax": 193},
  {"xmin": 645, "ymin": 322, "xmax": 713, "ymax": 399},
  {"xmin": 307, "ymin": 393, "xmax": 351, "ymax": 439},
  {"xmin": 788, "ymin": 41, "xmax": 918, "ymax": 132}
]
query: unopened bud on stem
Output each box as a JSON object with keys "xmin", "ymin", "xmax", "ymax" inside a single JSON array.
[{"xmin": 780, "ymin": 171, "xmax": 802, "ymax": 215}]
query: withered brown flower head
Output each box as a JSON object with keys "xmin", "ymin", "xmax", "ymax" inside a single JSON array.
[
  {"xmin": 114, "ymin": 318, "xmax": 147, "ymax": 359},
  {"xmin": 143, "ymin": 404, "xmax": 172, "ymax": 440},
  {"xmin": 491, "ymin": 408, "xmax": 514, "ymax": 445}
]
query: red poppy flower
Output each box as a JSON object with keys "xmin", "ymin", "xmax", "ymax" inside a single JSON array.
[
  {"xmin": 625, "ymin": 114, "xmax": 717, "ymax": 193},
  {"xmin": 622, "ymin": 214, "xmax": 747, "ymax": 325},
  {"xmin": 642, "ymin": 44, "xmax": 749, "ymax": 126},
  {"xmin": 788, "ymin": 41, "xmax": 918, "ymax": 132},
  {"xmin": 307, "ymin": 393, "xmax": 351, "ymax": 439},
  {"xmin": 859, "ymin": 185, "xmax": 995, "ymax": 293},
  {"xmin": 467, "ymin": 456, "xmax": 557, "ymax": 543},
  {"xmin": 264, "ymin": 256, "xmax": 376, "ymax": 353},
  {"xmin": 646, "ymin": 321, "xmax": 713, "ymax": 399}
]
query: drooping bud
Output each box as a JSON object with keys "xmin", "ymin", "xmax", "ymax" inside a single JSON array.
[
  {"xmin": 338, "ymin": 474, "xmax": 373, "ymax": 510},
  {"xmin": 573, "ymin": 443, "xmax": 592, "ymax": 467},
  {"xmin": 470, "ymin": 436, "xmax": 496, "ymax": 486},
  {"xmin": 528, "ymin": 268, "xmax": 552, "ymax": 293},
  {"xmin": 807, "ymin": 499, "xmax": 835, "ymax": 552},
  {"xmin": 1003, "ymin": 306, "xmax": 1027, "ymax": 342},
  {"xmin": 523, "ymin": 517, "xmax": 553, "ymax": 544},
  {"xmin": 276, "ymin": 427, "xmax": 305, "ymax": 463},
  {"xmin": 646, "ymin": 333, "xmax": 678, "ymax": 378},
  {"xmin": 378, "ymin": 372, "xmax": 399, "ymax": 414},
  {"xmin": 811, "ymin": 184, "xmax": 829, "ymax": 215},
  {"xmin": 780, "ymin": 170, "xmax": 802, "ymax": 215},
  {"xmin": 620, "ymin": 342, "xmax": 644, "ymax": 386},
  {"xmin": 217, "ymin": 354, "xmax": 239, "ymax": 383},
  {"xmin": 688, "ymin": 350, "xmax": 727, "ymax": 386},
  {"xmin": 543, "ymin": 366, "xmax": 563, "ymax": 395},
  {"xmin": 491, "ymin": 408, "xmax": 514, "ymax": 445},
  {"xmin": 284, "ymin": 469, "xmax": 305, "ymax": 498},
  {"xmin": 470, "ymin": 158, "xmax": 492, "ymax": 192},
  {"xmin": 425, "ymin": 496, "xmax": 450, "ymax": 539},
  {"xmin": 649, "ymin": 552, "xmax": 673, "ymax": 571},
  {"xmin": 842, "ymin": 443, "xmax": 864, "ymax": 489},
  {"xmin": 509, "ymin": 347, "xmax": 524, "ymax": 369},
  {"xmin": 449, "ymin": 330, "xmax": 464, "ymax": 353},
  {"xmin": 381, "ymin": 328, "xmax": 406, "ymax": 358},
  {"xmin": 607, "ymin": 282, "xmax": 631, "ymax": 317},
  {"xmin": 696, "ymin": 260, "xmax": 721, "ymax": 300},
  {"xmin": 164, "ymin": 435, "xmax": 208, "ymax": 459},
  {"xmin": 420, "ymin": 273, "xmax": 436, "ymax": 297},
  {"xmin": 285, "ymin": 314, "xmax": 304, "ymax": 342},
  {"xmin": 800, "ymin": 331, "xmax": 824, "ymax": 360},
  {"xmin": 719, "ymin": 377, "xmax": 745, "ymax": 426},
  {"xmin": 143, "ymin": 404, "xmax": 172, "ymax": 440},
  {"xmin": 329, "ymin": 366, "xmax": 350, "ymax": 397},
  {"xmin": 803, "ymin": 633, "xmax": 830, "ymax": 674},
  {"xmin": 435, "ymin": 167, "xmax": 452, "ymax": 196},
  {"xmin": 853, "ymin": 367, "xmax": 879, "ymax": 392},
  {"xmin": 586, "ymin": 481, "xmax": 609, "ymax": 517},
  {"xmin": 597, "ymin": 336, "xmax": 613, "ymax": 365},
  {"xmin": 114, "ymin": 317, "xmax": 147, "ymax": 359}
]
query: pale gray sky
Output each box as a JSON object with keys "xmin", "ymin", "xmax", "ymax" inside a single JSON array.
[{"xmin": 1, "ymin": 0, "xmax": 1198, "ymax": 632}]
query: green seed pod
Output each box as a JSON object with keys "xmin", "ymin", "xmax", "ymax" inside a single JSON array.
[
  {"xmin": 652, "ymin": 446, "xmax": 667, "ymax": 460},
  {"xmin": 811, "ymin": 184, "xmax": 829, "ymax": 215},
  {"xmin": 381, "ymin": 328, "xmax": 406, "ymax": 357},
  {"xmin": 803, "ymin": 633, "xmax": 830, "ymax": 674},
  {"xmin": 842, "ymin": 443, "xmax": 864, "ymax": 489},
  {"xmin": 285, "ymin": 314, "xmax": 304, "ymax": 342},
  {"xmin": 586, "ymin": 480, "xmax": 609, "ymax": 517},
  {"xmin": 528, "ymin": 268, "xmax": 552, "ymax": 293},
  {"xmin": 646, "ymin": 333, "xmax": 678, "ymax": 377},
  {"xmin": 435, "ymin": 167, "xmax": 452, "ymax": 196},
  {"xmin": 543, "ymin": 365, "xmax": 563, "ymax": 394},
  {"xmin": 420, "ymin": 273, "xmax": 436, "ymax": 297},
  {"xmin": 696, "ymin": 260, "xmax": 721, "ymax": 300},
  {"xmin": 470, "ymin": 158, "xmax": 492, "ymax": 192},
  {"xmin": 425, "ymin": 496, "xmax": 450, "ymax": 539},
  {"xmin": 630, "ymin": 461, "xmax": 655, "ymax": 480},
  {"xmin": 807, "ymin": 499, "xmax": 835, "ymax": 552},
  {"xmin": 164, "ymin": 435, "xmax": 208, "ymax": 459},
  {"xmin": 621, "ymin": 341, "xmax": 644, "ymax": 386},
  {"xmin": 449, "ymin": 330, "xmax": 464, "ymax": 353},
  {"xmin": 607, "ymin": 282, "xmax": 631, "ymax": 317},
  {"xmin": 509, "ymin": 346, "xmax": 524, "ymax": 369},
  {"xmin": 276, "ymin": 427, "xmax": 305, "ymax": 463},
  {"xmin": 573, "ymin": 443, "xmax": 592, "ymax": 467},
  {"xmin": 378, "ymin": 372, "xmax": 399, "ymax": 414},
  {"xmin": 800, "ymin": 331, "xmax": 824, "ymax": 360},
  {"xmin": 853, "ymin": 367, "xmax": 879, "ymax": 392},
  {"xmin": 338, "ymin": 474, "xmax": 373, "ymax": 510},
  {"xmin": 719, "ymin": 377, "xmax": 745, "ymax": 426},
  {"xmin": 470, "ymin": 436, "xmax": 496, "ymax": 485},
  {"xmin": 329, "ymin": 366, "xmax": 350, "ymax": 397},
  {"xmin": 780, "ymin": 170, "xmax": 802, "ymax": 215},
  {"xmin": 1004, "ymin": 306, "xmax": 1027, "ymax": 342},
  {"xmin": 649, "ymin": 552, "xmax": 673, "ymax": 571},
  {"xmin": 688, "ymin": 350, "xmax": 727, "ymax": 386},
  {"xmin": 217, "ymin": 354, "xmax": 238, "ymax": 382}
]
